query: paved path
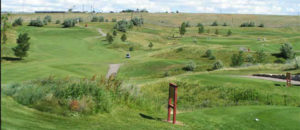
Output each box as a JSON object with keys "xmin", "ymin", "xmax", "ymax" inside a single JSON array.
[
  {"xmin": 98, "ymin": 28, "xmax": 106, "ymax": 37},
  {"xmin": 106, "ymin": 64, "xmax": 121, "ymax": 78},
  {"xmin": 240, "ymin": 75, "xmax": 300, "ymax": 85}
]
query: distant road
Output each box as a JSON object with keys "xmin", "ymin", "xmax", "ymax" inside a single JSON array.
[{"xmin": 240, "ymin": 75, "xmax": 300, "ymax": 85}]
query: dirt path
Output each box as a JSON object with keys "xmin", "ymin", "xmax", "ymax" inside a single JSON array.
[
  {"xmin": 106, "ymin": 64, "xmax": 121, "ymax": 78},
  {"xmin": 98, "ymin": 28, "xmax": 106, "ymax": 37},
  {"xmin": 240, "ymin": 75, "xmax": 300, "ymax": 85}
]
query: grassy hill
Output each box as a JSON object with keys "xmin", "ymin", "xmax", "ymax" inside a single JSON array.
[{"xmin": 1, "ymin": 13, "xmax": 300, "ymax": 129}]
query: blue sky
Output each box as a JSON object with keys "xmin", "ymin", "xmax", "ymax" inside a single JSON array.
[{"xmin": 2, "ymin": 0, "xmax": 300, "ymax": 15}]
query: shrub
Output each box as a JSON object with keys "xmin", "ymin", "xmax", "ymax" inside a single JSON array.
[
  {"xmin": 112, "ymin": 18, "xmax": 117, "ymax": 22},
  {"xmin": 43, "ymin": 19, "xmax": 48, "ymax": 25},
  {"xmin": 240, "ymin": 21, "xmax": 256, "ymax": 27},
  {"xmin": 258, "ymin": 23, "xmax": 264, "ymax": 27},
  {"xmin": 183, "ymin": 61, "xmax": 196, "ymax": 71},
  {"xmin": 129, "ymin": 46, "xmax": 134, "ymax": 51},
  {"xmin": 55, "ymin": 20, "xmax": 61, "ymax": 24},
  {"xmin": 29, "ymin": 18, "xmax": 44, "ymax": 27},
  {"xmin": 211, "ymin": 21, "xmax": 218, "ymax": 26},
  {"xmin": 163, "ymin": 71, "xmax": 169, "ymax": 77},
  {"xmin": 215, "ymin": 29, "xmax": 219, "ymax": 35},
  {"xmin": 280, "ymin": 43, "xmax": 295, "ymax": 59},
  {"xmin": 198, "ymin": 25, "xmax": 204, "ymax": 34},
  {"xmin": 121, "ymin": 34, "xmax": 127, "ymax": 42},
  {"xmin": 12, "ymin": 33, "xmax": 30, "ymax": 59},
  {"xmin": 255, "ymin": 49, "xmax": 267, "ymax": 63},
  {"xmin": 205, "ymin": 49, "xmax": 213, "ymax": 58},
  {"xmin": 105, "ymin": 19, "xmax": 109, "ymax": 22},
  {"xmin": 62, "ymin": 19, "xmax": 76, "ymax": 28},
  {"xmin": 179, "ymin": 22, "xmax": 186, "ymax": 36},
  {"xmin": 128, "ymin": 21, "xmax": 134, "ymax": 29},
  {"xmin": 148, "ymin": 42, "xmax": 153, "ymax": 49},
  {"xmin": 131, "ymin": 17, "xmax": 144, "ymax": 26},
  {"xmin": 245, "ymin": 54, "xmax": 254, "ymax": 63},
  {"xmin": 91, "ymin": 16, "xmax": 99, "ymax": 22},
  {"xmin": 12, "ymin": 17, "xmax": 23, "ymax": 26},
  {"xmin": 209, "ymin": 55, "xmax": 216, "ymax": 60},
  {"xmin": 114, "ymin": 20, "xmax": 129, "ymax": 32},
  {"xmin": 223, "ymin": 22, "xmax": 227, "ymax": 26},
  {"xmin": 197, "ymin": 23, "xmax": 203, "ymax": 27},
  {"xmin": 231, "ymin": 51, "xmax": 244, "ymax": 66},
  {"xmin": 106, "ymin": 33, "xmax": 114, "ymax": 43},
  {"xmin": 99, "ymin": 16, "xmax": 104, "ymax": 22},
  {"xmin": 227, "ymin": 30, "xmax": 232, "ymax": 36},
  {"xmin": 44, "ymin": 15, "xmax": 52, "ymax": 23},
  {"xmin": 184, "ymin": 21, "xmax": 191, "ymax": 27},
  {"xmin": 274, "ymin": 58, "xmax": 285, "ymax": 64},
  {"xmin": 212, "ymin": 60, "xmax": 224, "ymax": 70},
  {"xmin": 113, "ymin": 30, "xmax": 117, "ymax": 36}
]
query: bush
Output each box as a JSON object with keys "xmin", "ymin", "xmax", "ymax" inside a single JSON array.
[
  {"xmin": 223, "ymin": 22, "xmax": 227, "ymax": 26},
  {"xmin": 258, "ymin": 23, "xmax": 264, "ymax": 27},
  {"xmin": 113, "ymin": 30, "xmax": 117, "ymax": 36},
  {"xmin": 245, "ymin": 54, "xmax": 254, "ymax": 63},
  {"xmin": 184, "ymin": 21, "xmax": 191, "ymax": 27},
  {"xmin": 105, "ymin": 19, "xmax": 109, "ymax": 22},
  {"xmin": 29, "ymin": 18, "xmax": 44, "ymax": 27},
  {"xmin": 205, "ymin": 49, "xmax": 213, "ymax": 57},
  {"xmin": 129, "ymin": 46, "xmax": 134, "ymax": 51},
  {"xmin": 55, "ymin": 20, "xmax": 61, "ymax": 24},
  {"xmin": 209, "ymin": 55, "xmax": 216, "ymax": 60},
  {"xmin": 255, "ymin": 49, "xmax": 267, "ymax": 63},
  {"xmin": 211, "ymin": 21, "xmax": 218, "ymax": 26},
  {"xmin": 2, "ymin": 77, "xmax": 124, "ymax": 115},
  {"xmin": 43, "ymin": 19, "xmax": 48, "ymax": 25},
  {"xmin": 114, "ymin": 20, "xmax": 129, "ymax": 32},
  {"xmin": 231, "ymin": 51, "xmax": 244, "ymax": 66},
  {"xmin": 44, "ymin": 15, "xmax": 52, "ymax": 23},
  {"xmin": 215, "ymin": 29, "xmax": 219, "ymax": 35},
  {"xmin": 212, "ymin": 60, "xmax": 224, "ymax": 70},
  {"xmin": 91, "ymin": 16, "xmax": 99, "ymax": 22},
  {"xmin": 62, "ymin": 19, "xmax": 76, "ymax": 28},
  {"xmin": 12, "ymin": 33, "xmax": 30, "ymax": 59},
  {"xmin": 197, "ymin": 23, "xmax": 203, "ymax": 27},
  {"xmin": 280, "ymin": 43, "xmax": 295, "ymax": 59},
  {"xmin": 198, "ymin": 25, "xmax": 204, "ymax": 34},
  {"xmin": 112, "ymin": 18, "xmax": 117, "ymax": 22},
  {"xmin": 106, "ymin": 33, "xmax": 114, "ymax": 43},
  {"xmin": 121, "ymin": 34, "xmax": 127, "ymax": 42},
  {"xmin": 227, "ymin": 30, "xmax": 232, "ymax": 36},
  {"xmin": 99, "ymin": 16, "xmax": 105, "ymax": 22},
  {"xmin": 274, "ymin": 58, "xmax": 285, "ymax": 64},
  {"xmin": 179, "ymin": 22, "xmax": 186, "ymax": 36},
  {"xmin": 183, "ymin": 61, "xmax": 196, "ymax": 71},
  {"xmin": 148, "ymin": 42, "xmax": 153, "ymax": 49},
  {"xmin": 131, "ymin": 17, "xmax": 144, "ymax": 26},
  {"xmin": 12, "ymin": 17, "xmax": 23, "ymax": 26},
  {"xmin": 240, "ymin": 21, "xmax": 256, "ymax": 27}
]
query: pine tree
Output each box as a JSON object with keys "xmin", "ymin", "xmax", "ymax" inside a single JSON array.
[
  {"xmin": 12, "ymin": 33, "xmax": 31, "ymax": 59},
  {"xmin": 179, "ymin": 22, "xmax": 186, "ymax": 36},
  {"xmin": 121, "ymin": 34, "xmax": 127, "ymax": 42}
]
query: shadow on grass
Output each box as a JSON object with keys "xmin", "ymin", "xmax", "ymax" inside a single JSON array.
[
  {"xmin": 1, "ymin": 57, "xmax": 21, "ymax": 61},
  {"xmin": 139, "ymin": 113, "xmax": 163, "ymax": 121}
]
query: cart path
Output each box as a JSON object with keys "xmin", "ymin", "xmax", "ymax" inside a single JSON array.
[
  {"xmin": 239, "ymin": 75, "xmax": 300, "ymax": 85},
  {"xmin": 98, "ymin": 28, "xmax": 106, "ymax": 37},
  {"xmin": 106, "ymin": 64, "xmax": 121, "ymax": 78}
]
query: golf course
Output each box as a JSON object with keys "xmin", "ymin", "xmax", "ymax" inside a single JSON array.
[{"xmin": 1, "ymin": 12, "xmax": 300, "ymax": 129}]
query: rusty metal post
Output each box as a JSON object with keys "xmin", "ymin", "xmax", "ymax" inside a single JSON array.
[{"xmin": 167, "ymin": 83, "xmax": 178, "ymax": 124}]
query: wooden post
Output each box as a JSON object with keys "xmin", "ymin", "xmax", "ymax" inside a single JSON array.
[
  {"xmin": 286, "ymin": 72, "xmax": 291, "ymax": 87},
  {"xmin": 167, "ymin": 83, "xmax": 178, "ymax": 124}
]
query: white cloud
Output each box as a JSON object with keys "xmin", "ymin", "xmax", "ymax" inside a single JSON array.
[{"xmin": 1, "ymin": 0, "xmax": 299, "ymax": 15}]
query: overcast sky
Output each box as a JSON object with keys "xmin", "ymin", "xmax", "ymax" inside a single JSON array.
[{"xmin": 2, "ymin": 0, "xmax": 300, "ymax": 15}]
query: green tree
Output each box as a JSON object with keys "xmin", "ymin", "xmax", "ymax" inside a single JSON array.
[
  {"xmin": 106, "ymin": 33, "xmax": 114, "ymax": 44},
  {"xmin": 179, "ymin": 22, "xmax": 186, "ymax": 36},
  {"xmin": 211, "ymin": 21, "xmax": 218, "ymax": 26},
  {"xmin": 231, "ymin": 51, "xmax": 244, "ymax": 66},
  {"xmin": 280, "ymin": 43, "xmax": 295, "ymax": 59},
  {"xmin": 212, "ymin": 60, "xmax": 224, "ymax": 70},
  {"xmin": 121, "ymin": 34, "xmax": 127, "ymax": 42},
  {"xmin": 255, "ymin": 49, "xmax": 267, "ymax": 63},
  {"xmin": 227, "ymin": 30, "xmax": 232, "ymax": 36},
  {"xmin": 148, "ymin": 42, "xmax": 153, "ymax": 49},
  {"xmin": 113, "ymin": 30, "xmax": 117, "ymax": 36},
  {"xmin": 12, "ymin": 17, "xmax": 23, "ymax": 26},
  {"xmin": 12, "ymin": 33, "xmax": 30, "ymax": 59},
  {"xmin": 198, "ymin": 25, "xmax": 204, "ymax": 34}
]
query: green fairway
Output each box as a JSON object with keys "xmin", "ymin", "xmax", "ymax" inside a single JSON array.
[{"xmin": 1, "ymin": 13, "xmax": 300, "ymax": 129}]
